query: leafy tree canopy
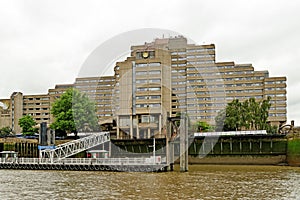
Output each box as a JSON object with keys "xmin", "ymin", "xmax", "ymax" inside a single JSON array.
[
  {"xmin": 18, "ymin": 115, "xmax": 37, "ymax": 135},
  {"xmin": 195, "ymin": 121, "xmax": 213, "ymax": 132},
  {"xmin": 0, "ymin": 127, "xmax": 12, "ymax": 137},
  {"xmin": 215, "ymin": 97, "xmax": 274, "ymax": 133},
  {"xmin": 50, "ymin": 88, "xmax": 99, "ymax": 135}
]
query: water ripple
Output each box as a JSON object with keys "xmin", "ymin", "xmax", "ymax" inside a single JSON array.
[{"xmin": 0, "ymin": 165, "xmax": 300, "ymax": 199}]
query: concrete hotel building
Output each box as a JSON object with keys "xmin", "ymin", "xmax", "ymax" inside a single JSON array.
[
  {"xmin": 0, "ymin": 36, "xmax": 287, "ymax": 138},
  {"xmin": 74, "ymin": 76, "xmax": 115, "ymax": 130},
  {"xmin": 113, "ymin": 36, "xmax": 287, "ymax": 139}
]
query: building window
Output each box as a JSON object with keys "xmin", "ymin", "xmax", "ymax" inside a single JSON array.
[
  {"xmin": 137, "ymin": 88, "xmax": 147, "ymax": 92},
  {"xmin": 141, "ymin": 115, "xmax": 150, "ymax": 123},
  {"xmin": 141, "ymin": 115, "xmax": 158, "ymax": 123},
  {"xmin": 149, "ymin": 79, "xmax": 160, "ymax": 83},
  {"xmin": 148, "ymin": 87, "xmax": 161, "ymax": 91},
  {"xmin": 136, "ymin": 62, "xmax": 160, "ymax": 67},
  {"xmin": 149, "ymin": 95, "xmax": 160, "ymax": 99},
  {"xmin": 148, "ymin": 103, "xmax": 160, "ymax": 108},
  {"xmin": 136, "ymin": 96, "xmax": 146, "ymax": 100},
  {"xmin": 136, "ymin": 79, "xmax": 147, "ymax": 84},
  {"xmin": 149, "ymin": 70, "xmax": 161, "ymax": 75},
  {"xmin": 136, "ymin": 104, "xmax": 147, "ymax": 108}
]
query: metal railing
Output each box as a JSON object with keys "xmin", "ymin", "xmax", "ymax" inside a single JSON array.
[
  {"xmin": 194, "ymin": 130, "xmax": 267, "ymax": 137},
  {"xmin": 40, "ymin": 132, "xmax": 110, "ymax": 162},
  {"xmin": 0, "ymin": 157, "xmax": 165, "ymax": 166}
]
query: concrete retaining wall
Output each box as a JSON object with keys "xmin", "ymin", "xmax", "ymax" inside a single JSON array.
[{"xmin": 187, "ymin": 155, "xmax": 287, "ymax": 165}]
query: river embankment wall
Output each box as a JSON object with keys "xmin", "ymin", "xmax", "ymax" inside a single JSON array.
[
  {"xmin": 1, "ymin": 135, "xmax": 299, "ymax": 166},
  {"xmin": 186, "ymin": 135, "xmax": 287, "ymax": 165},
  {"xmin": 286, "ymin": 133, "xmax": 300, "ymax": 167},
  {"xmin": 111, "ymin": 135, "xmax": 288, "ymax": 165}
]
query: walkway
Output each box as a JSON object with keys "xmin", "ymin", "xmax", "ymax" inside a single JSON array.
[
  {"xmin": 0, "ymin": 157, "xmax": 167, "ymax": 172},
  {"xmin": 40, "ymin": 132, "xmax": 110, "ymax": 162}
]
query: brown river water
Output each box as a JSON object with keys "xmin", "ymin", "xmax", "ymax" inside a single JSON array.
[{"xmin": 0, "ymin": 165, "xmax": 300, "ymax": 200}]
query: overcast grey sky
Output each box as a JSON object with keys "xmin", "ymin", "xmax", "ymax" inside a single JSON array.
[{"xmin": 0, "ymin": 0, "xmax": 300, "ymax": 123}]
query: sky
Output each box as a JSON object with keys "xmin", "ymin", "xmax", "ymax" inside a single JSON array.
[{"xmin": 0, "ymin": 0, "xmax": 300, "ymax": 124}]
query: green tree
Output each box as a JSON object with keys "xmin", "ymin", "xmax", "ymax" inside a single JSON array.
[
  {"xmin": 18, "ymin": 115, "xmax": 37, "ymax": 135},
  {"xmin": 241, "ymin": 99, "xmax": 251, "ymax": 130},
  {"xmin": 215, "ymin": 97, "xmax": 272, "ymax": 132},
  {"xmin": 248, "ymin": 98, "xmax": 259, "ymax": 130},
  {"xmin": 266, "ymin": 124, "xmax": 278, "ymax": 134},
  {"xmin": 50, "ymin": 88, "xmax": 99, "ymax": 136},
  {"xmin": 224, "ymin": 99, "xmax": 242, "ymax": 131},
  {"xmin": 258, "ymin": 96, "xmax": 272, "ymax": 130},
  {"xmin": 195, "ymin": 121, "xmax": 213, "ymax": 132},
  {"xmin": 0, "ymin": 127, "xmax": 12, "ymax": 137}
]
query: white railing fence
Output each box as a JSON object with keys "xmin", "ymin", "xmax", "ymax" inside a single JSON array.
[{"xmin": 0, "ymin": 156, "xmax": 165, "ymax": 165}]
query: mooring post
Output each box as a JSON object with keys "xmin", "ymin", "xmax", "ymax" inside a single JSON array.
[
  {"xmin": 166, "ymin": 116, "xmax": 170, "ymax": 171},
  {"xmin": 170, "ymin": 141, "xmax": 174, "ymax": 171},
  {"xmin": 185, "ymin": 114, "xmax": 188, "ymax": 171},
  {"xmin": 166, "ymin": 113, "xmax": 176, "ymax": 171},
  {"xmin": 180, "ymin": 113, "xmax": 188, "ymax": 172}
]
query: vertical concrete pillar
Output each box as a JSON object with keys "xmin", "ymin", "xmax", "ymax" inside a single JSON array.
[
  {"xmin": 26, "ymin": 143, "xmax": 28, "ymax": 157},
  {"xmin": 220, "ymin": 140, "xmax": 223, "ymax": 154},
  {"xmin": 22, "ymin": 143, "xmax": 25, "ymax": 157},
  {"xmin": 170, "ymin": 141, "xmax": 174, "ymax": 171},
  {"xmin": 109, "ymin": 141, "xmax": 111, "ymax": 157},
  {"xmin": 184, "ymin": 116, "xmax": 189, "ymax": 171},
  {"xmin": 136, "ymin": 116, "xmax": 139, "ymax": 139},
  {"xmin": 270, "ymin": 139, "xmax": 273, "ymax": 153},
  {"xmin": 148, "ymin": 128, "xmax": 150, "ymax": 138},
  {"xmin": 240, "ymin": 139, "xmax": 242, "ymax": 153},
  {"xmin": 159, "ymin": 114, "xmax": 162, "ymax": 137},
  {"xmin": 166, "ymin": 117, "xmax": 170, "ymax": 171},
  {"xmin": 116, "ymin": 116, "xmax": 120, "ymax": 139},
  {"xmin": 230, "ymin": 138, "xmax": 233, "ymax": 153},
  {"xmin": 260, "ymin": 139, "xmax": 262, "ymax": 153},
  {"xmin": 180, "ymin": 114, "xmax": 188, "ymax": 172},
  {"xmin": 130, "ymin": 115, "xmax": 133, "ymax": 139}
]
